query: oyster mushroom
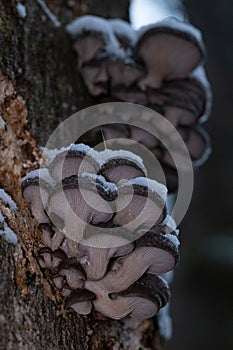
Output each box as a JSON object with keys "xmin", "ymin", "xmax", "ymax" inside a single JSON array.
[
  {"xmin": 113, "ymin": 177, "xmax": 167, "ymax": 231},
  {"xmin": 79, "ymin": 226, "xmax": 134, "ymax": 280},
  {"xmin": 66, "ymin": 15, "xmax": 121, "ymax": 67},
  {"xmin": 93, "ymin": 228, "xmax": 178, "ymax": 294},
  {"xmin": 108, "ymin": 18, "xmax": 137, "ymax": 51},
  {"xmin": 111, "ymin": 85, "xmax": 148, "ymax": 105},
  {"xmin": 49, "ymin": 144, "xmax": 98, "ymax": 182},
  {"xmin": 136, "ymin": 18, "xmax": 205, "ymax": 89},
  {"xmin": 98, "ymin": 150, "xmax": 147, "ymax": 184},
  {"xmin": 85, "ymin": 274, "xmax": 169, "ymax": 320},
  {"xmin": 81, "ymin": 56, "xmax": 109, "ymax": 96},
  {"xmin": 37, "ymin": 247, "xmax": 67, "ymax": 269},
  {"xmin": 38, "ymin": 223, "xmax": 65, "ymax": 251},
  {"xmin": 48, "ymin": 175, "xmax": 114, "ymax": 243},
  {"xmin": 58, "ymin": 260, "xmax": 86, "ymax": 289},
  {"xmin": 65, "ymin": 288, "xmax": 96, "ymax": 315},
  {"xmin": 21, "ymin": 171, "xmax": 51, "ymax": 224},
  {"xmin": 108, "ymin": 57, "xmax": 145, "ymax": 88}
]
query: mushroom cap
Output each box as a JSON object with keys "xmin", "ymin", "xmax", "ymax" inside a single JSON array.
[
  {"xmin": 116, "ymin": 272, "xmax": 170, "ymax": 309},
  {"xmin": 49, "ymin": 145, "xmax": 98, "ymax": 182},
  {"xmin": 66, "ymin": 15, "xmax": 121, "ymax": 67},
  {"xmin": 108, "ymin": 57, "xmax": 144, "ymax": 87},
  {"xmin": 136, "ymin": 18, "xmax": 205, "ymax": 89},
  {"xmin": 108, "ymin": 18, "xmax": 137, "ymax": 50},
  {"xmin": 98, "ymin": 157, "xmax": 146, "ymax": 185},
  {"xmin": 59, "ymin": 260, "xmax": 86, "ymax": 289},
  {"xmin": 65, "ymin": 288, "xmax": 95, "ymax": 315},
  {"xmin": 21, "ymin": 177, "xmax": 50, "ymax": 224},
  {"xmin": 81, "ymin": 58, "xmax": 109, "ymax": 96},
  {"xmin": 79, "ymin": 226, "xmax": 134, "ymax": 280},
  {"xmin": 48, "ymin": 175, "xmax": 114, "ymax": 243},
  {"xmin": 111, "ymin": 85, "xmax": 149, "ymax": 105},
  {"xmin": 37, "ymin": 247, "xmax": 67, "ymax": 269},
  {"xmin": 38, "ymin": 223, "xmax": 65, "ymax": 251},
  {"xmin": 113, "ymin": 177, "xmax": 167, "ymax": 231}
]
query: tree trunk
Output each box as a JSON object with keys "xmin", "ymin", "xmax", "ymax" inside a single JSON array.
[{"xmin": 0, "ymin": 1, "xmax": 164, "ymax": 349}]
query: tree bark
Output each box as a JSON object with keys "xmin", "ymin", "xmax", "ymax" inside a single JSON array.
[{"xmin": 0, "ymin": 1, "xmax": 164, "ymax": 349}]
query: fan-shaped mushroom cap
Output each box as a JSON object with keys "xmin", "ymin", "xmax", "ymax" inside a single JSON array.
[
  {"xmin": 85, "ymin": 274, "xmax": 169, "ymax": 320},
  {"xmin": 136, "ymin": 18, "xmax": 205, "ymax": 89},
  {"xmin": 108, "ymin": 18, "xmax": 137, "ymax": 50},
  {"xmin": 48, "ymin": 175, "xmax": 114, "ymax": 243},
  {"xmin": 65, "ymin": 288, "xmax": 95, "ymax": 315},
  {"xmin": 21, "ymin": 172, "xmax": 50, "ymax": 224},
  {"xmin": 49, "ymin": 144, "xmax": 98, "ymax": 182},
  {"xmin": 85, "ymin": 227, "xmax": 177, "ymax": 295},
  {"xmin": 79, "ymin": 226, "xmax": 134, "ymax": 280},
  {"xmin": 113, "ymin": 177, "xmax": 167, "ymax": 231},
  {"xmin": 98, "ymin": 149, "xmax": 147, "ymax": 184},
  {"xmin": 66, "ymin": 15, "xmax": 121, "ymax": 67}
]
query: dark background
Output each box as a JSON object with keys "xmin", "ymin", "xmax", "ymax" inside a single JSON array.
[{"xmin": 168, "ymin": 1, "xmax": 233, "ymax": 349}]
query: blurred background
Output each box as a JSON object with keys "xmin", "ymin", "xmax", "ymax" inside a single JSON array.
[{"xmin": 130, "ymin": 0, "xmax": 233, "ymax": 349}]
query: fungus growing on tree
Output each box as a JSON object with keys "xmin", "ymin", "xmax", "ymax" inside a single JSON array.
[{"xmin": 22, "ymin": 145, "xmax": 179, "ymax": 320}]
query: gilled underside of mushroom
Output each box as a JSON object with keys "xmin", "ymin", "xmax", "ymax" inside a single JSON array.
[
  {"xmin": 22, "ymin": 145, "xmax": 180, "ymax": 320},
  {"xmin": 66, "ymin": 15, "xmax": 211, "ymax": 187}
]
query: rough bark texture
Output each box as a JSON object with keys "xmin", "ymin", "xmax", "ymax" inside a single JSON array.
[{"xmin": 0, "ymin": 1, "xmax": 164, "ymax": 349}]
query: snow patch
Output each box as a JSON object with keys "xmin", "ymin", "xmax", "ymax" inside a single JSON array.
[
  {"xmin": 16, "ymin": 3, "xmax": 27, "ymax": 19},
  {"xmin": 0, "ymin": 189, "xmax": 17, "ymax": 212},
  {"xmin": 0, "ymin": 210, "xmax": 18, "ymax": 244},
  {"xmin": 157, "ymin": 303, "xmax": 173, "ymax": 340},
  {"xmin": 108, "ymin": 18, "xmax": 137, "ymax": 45}
]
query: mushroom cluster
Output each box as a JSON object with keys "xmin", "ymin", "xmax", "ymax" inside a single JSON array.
[
  {"xmin": 66, "ymin": 16, "xmax": 212, "ymax": 190},
  {"xmin": 21, "ymin": 144, "xmax": 180, "ymax": 320}
]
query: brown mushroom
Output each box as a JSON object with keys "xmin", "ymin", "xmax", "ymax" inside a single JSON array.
[{"xmin": 136, "ymin": 18, "xmax": 205, "ymax": 89}]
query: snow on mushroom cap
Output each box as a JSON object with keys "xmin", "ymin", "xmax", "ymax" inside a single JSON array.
[
  {"xmin": 97, "ymin": 149, "xmax": 147, "ymax": 175},
  {"xmin": 122, "ymin": 177, "xmax": 167, "ymax": 202},
  {"xmin": 108, "ymin": 18, "xmax": 137, "ymax": 46},
  {"xmin": 66, "ymin": 15, "xmax": 123, "ymax": 56},
  {"xmin": 137, "ymin": 17, "xmax": 205, "ymax": 54}
]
